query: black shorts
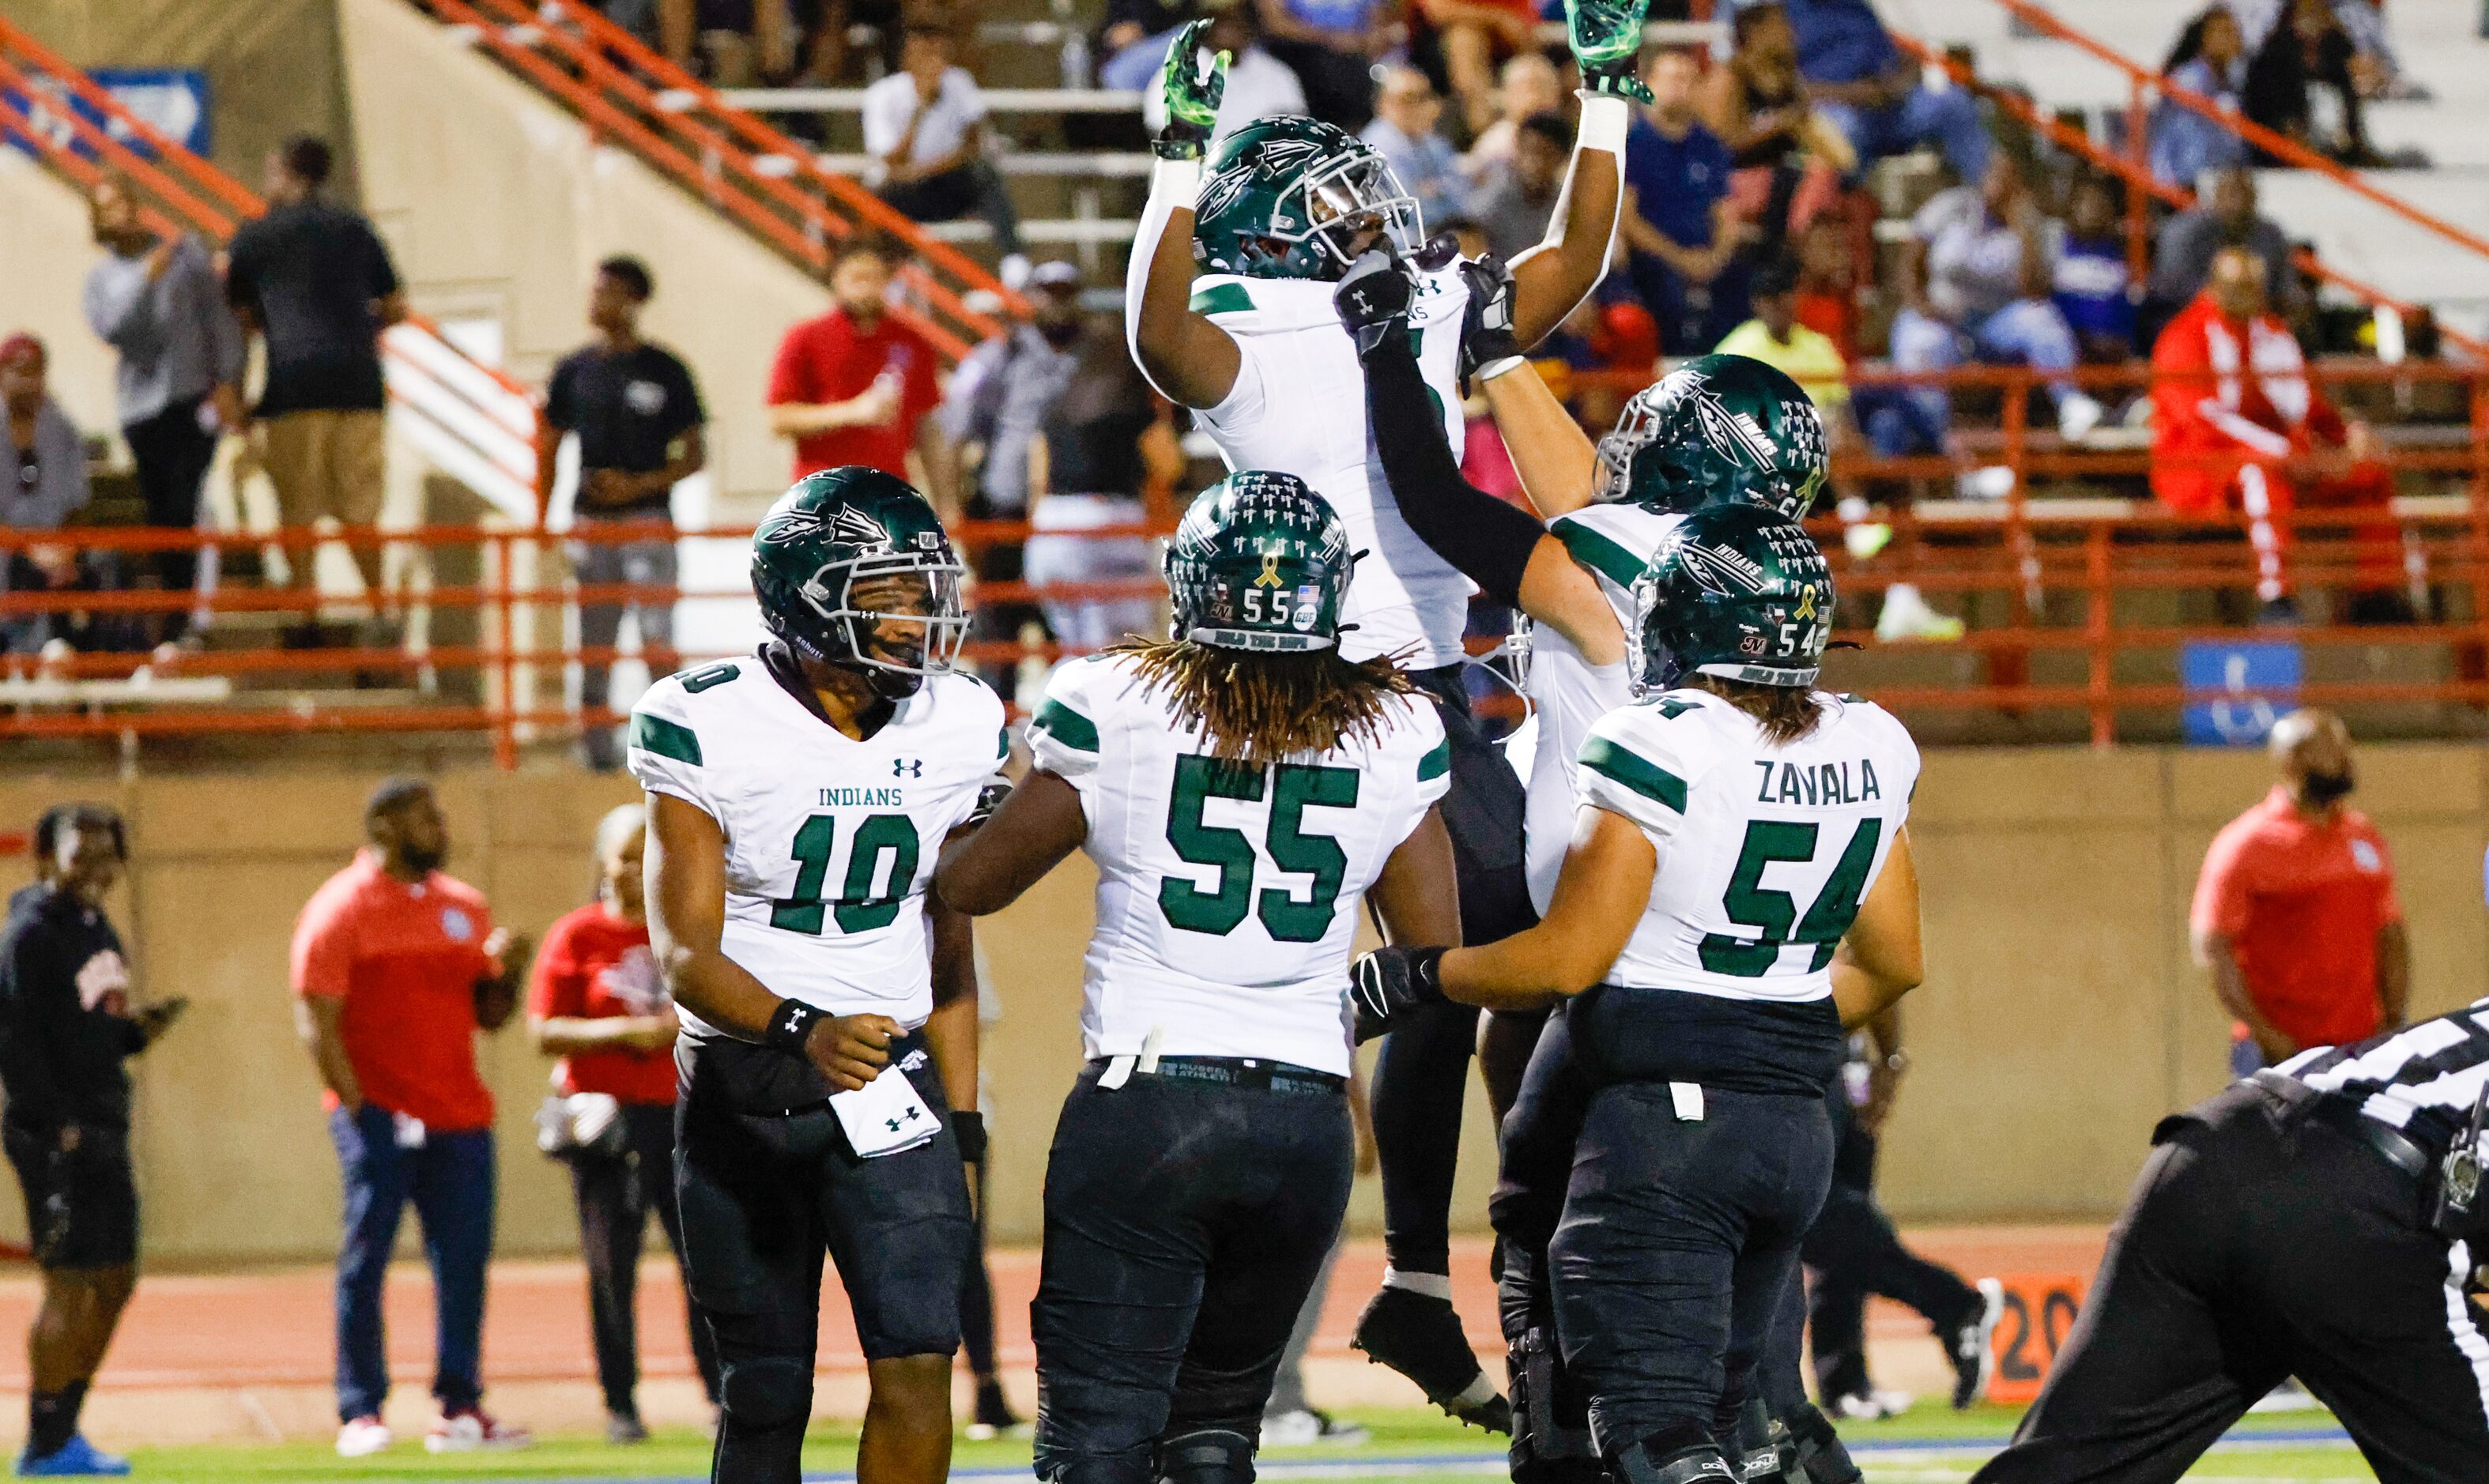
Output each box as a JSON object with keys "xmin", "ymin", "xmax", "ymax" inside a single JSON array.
[
  {"xmin": 3, "ymin": 1123, "xmax": 138, "ymax": 1271},
  {"xmin": 675, "ymin": 1031, "xmax": 971, "ymax": 1361},
  {"xmin": 1409, "ymin": 664, "xmax": 1536, "ymax": 944}
]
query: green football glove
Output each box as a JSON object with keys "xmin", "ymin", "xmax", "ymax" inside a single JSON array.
[
  {"xmin": 1567, "ymin": 0, "xmax": 1654, "ymax": 104},
  {"xmin": 1155, "ymin": 18, "xmax": 1231, "ymax": 161}
]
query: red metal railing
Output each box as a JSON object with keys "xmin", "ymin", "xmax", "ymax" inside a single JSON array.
[{"xmin": 406, "ymin": 0, "xmax": 1013, "ymax": 363}]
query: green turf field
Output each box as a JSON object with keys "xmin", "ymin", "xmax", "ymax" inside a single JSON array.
[{"xmin": 102, "ymin": 1404, "xmax": 2378, "ymax": 1482}]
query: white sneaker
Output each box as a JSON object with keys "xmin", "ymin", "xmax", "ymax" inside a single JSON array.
[
  {"xmin": 425, "ymin": 1407, "xmax": 532, "ymax": 1452},
  {"xmin": 335, "ymin": 1416, "xmax": 392, "ymax": 1458},
  {"xmin": 2057, "ymin": 391, "xmax": 2104, "ymax": 443},
  {"xmin": 1261, "ymin": 1410, "xmax": 1322, "ymax": 1447},
  {"xmin": 1830, "ymin": 1388, "xmax": 1914, "ymax": 1421},
  {"xmin": 1875, "ymin": 585, "xmax": 1965, "ymax": 642},
  {"xmin": 1845, "ymin": 521, "xmax": 1894, "ymax": 561}
]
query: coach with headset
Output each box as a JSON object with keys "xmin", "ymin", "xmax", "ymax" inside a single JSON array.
[{"xmin": 0, "ymin": 804, "xmax": 186, "ymax": 1477}]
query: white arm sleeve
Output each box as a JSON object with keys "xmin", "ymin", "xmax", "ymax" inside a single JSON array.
[{"xmin": 1125, "ymin": 156, "xmax": 1205, "ymax": 404}]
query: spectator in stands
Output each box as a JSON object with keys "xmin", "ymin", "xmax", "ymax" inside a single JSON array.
[
  {"xmin": 2151, "ymin": 245, "xmax": 2397, "ymax": 622},
  {"xmin": 766, "ymin": 235, "xmax": 948, "ymax": 497},
  {"xmin": 0, "ymin": 335, "xmax": 93, "ymax": 660},
  {"xmin": 2243, "ymin": 0, "xmax": 2376, "ymax": 167},
  {"xmin": 292, "ymin": 777, "xmax": 531, "ymax": 1458},
  {"xmin": 1791, "ymin": 215, "xmax": 1858, "ymax": 359},
  {"xmin": 2052, "ymin": 175, "xmax": 2140, "ymax": 364},
  {"xmin": 1363, "ymin": 67, "xmax": 1474, "ymax": 229},
  {"xmin": 526, "ymin": 803, "xmax": 717, "ymax": 1444},
  {"xmin": 1473, "ymin": 110, "xmax": 1570, "ymax": 260},
  {"xmin": 1781, "ymin": 0, "xmax": 1989, "ymax": 185},
  {"xmin": 226, "ymin": 136, "xmax": 405, "ymax": 625},
  {"xmin": 943, "ymin": 260, "xmax": 1087, "ymax": 695},
  {"xmin": 863, "ymin": 21, "xmax": 1029, "ymax": 290},
  {"xmin": 2151, "ymin": 5, "xmax": 2253, "ymax": 190},
  {"xmin": 655, "ymin": 0, "xmax": 791, "ymax": 85},
  {"xmin": 2145, "ymin": 166, "xmax": 2294, "ymax": 340},
  {"xmin": 1459, "ymin": 51, "xmax": 1567, "ymax": 183},
  {"xmin": 539, "ymin": 257, "xmax": 704, "ymax": 773},
  {"xmin": 0, "ymin": 804, "xmax": 183, "ymax": 1479},
  {"xmin": 2191, "ymin": 708, "xmax": 2406, "ymax": 1073},
  {"xmin": 1621, "ymin": 48, "xmax": 1750, "ymax": 355},
  {"xmin": 1701, "ymin": 2, "xmax": 1854, "ymax": 270},
  {"xmin": 1899, "ymin": 153, "xmax": 2105, "ymax": 442},
  {"xmin": 1134, "ymin": 1, "xmax": 1308, "ymax": 155},
  {"xmin": 1416, "ymin": 0, "xmax": 1538, "ymax": 135},
  {"xmin": 1024, "ymin": 294, "xmax": 1181, "ymax": 653},
  {"xmin": 83, "ymin": 175, "xmax": 243, "ymax": 651},
  {"xmin": 1256, "ymin": 0, "xmax": 1398, "ymax": 130}
]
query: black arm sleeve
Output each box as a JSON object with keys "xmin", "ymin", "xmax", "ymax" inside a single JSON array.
[
  {"xmin": 0, "ymin": 927, "xmax": 72, "ymax": 1125},
  {"xmin": 1363, "ymin": 333, "xmax": 1545, "ymax": 608}
]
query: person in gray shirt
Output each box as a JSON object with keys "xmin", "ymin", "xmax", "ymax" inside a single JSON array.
[
  {"xmin": 82, "ymin": 175, "xmax": 243, "ymax": 642},
  {"xmin": 1473, "ymin": 111, "xmax": 1571, "ymax": 263},
  {"xmin": 0, "ymin": 336, "xmax": 94, "ymax": 657},
  {"xmin": 2148, "ymin": 166, "xmax": 2295, "ymax": 321}
]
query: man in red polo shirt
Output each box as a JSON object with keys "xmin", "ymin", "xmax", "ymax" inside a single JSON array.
[
  {"xmin": 291, "ymin": 777, "xmax": 531, "ymax": 1459},
  {"xmin": 764, "ymin": 235, "xmax": 949, "ymax": 499},
  {"xmin": 2190, "ymin": 709, "xmax": 2409, "ymax": 1074}
]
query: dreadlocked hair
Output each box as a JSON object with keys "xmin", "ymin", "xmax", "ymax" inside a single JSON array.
[
  {"xmin": 1108, "ymin": 637, "xmax": 1420, "ymax": 766},
  {"xmin": 1686, "ymin": 675, "xmax": 1827, "ymax": 747}
]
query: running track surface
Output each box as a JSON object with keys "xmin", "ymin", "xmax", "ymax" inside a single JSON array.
[{"xmin": 0, "ymin": 1230, "xmax": 2106, "ymax": 1392}]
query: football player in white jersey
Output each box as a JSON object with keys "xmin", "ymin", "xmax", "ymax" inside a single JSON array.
[
  {"xmin": 632, "ymin": 468, "xmax": 1005, "ymax": 1484},
  {"xmin": 1121, "ymin": 0, "xmax": 1649, "ymax": 1416},
  {"xmin": 1355, "ymin": 507, "xmax": 1925, "ymax": 1484},
  {"xmin": 1337, "ymin": 252, "xmax": 1852, "ymax": 1482},
  {"xmin": 935, "ymin": 473, "xmax": 1555, "ymax": 1484}
]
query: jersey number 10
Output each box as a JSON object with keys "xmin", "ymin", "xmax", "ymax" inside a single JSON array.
[
  {"xmin": 1159, "ymin": 756, "xmax": 1358, "ymax": 944},
  {"xmin": 770, "ymin": 813, "xmax": 919, "ymax": 935}
]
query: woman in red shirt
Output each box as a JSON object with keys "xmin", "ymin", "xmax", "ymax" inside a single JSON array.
[{"xmin": 526, "ymin": 804, "xmax": 718, "ymax": 1441}]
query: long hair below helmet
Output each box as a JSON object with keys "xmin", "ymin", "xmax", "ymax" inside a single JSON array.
[{"xmin": 1107, "ymin": 638, "xmax": 1420, "ymax": 767}]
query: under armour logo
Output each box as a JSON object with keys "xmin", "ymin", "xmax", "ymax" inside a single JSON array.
[{"xmin": 893, "ymin": 759, "xmax": 922, "ymax": 778}]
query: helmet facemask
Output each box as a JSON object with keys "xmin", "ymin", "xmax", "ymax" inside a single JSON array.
[
  {"xmin": 797, "ymin": 553, "xmax": 970, "ymax": 699},
  {"xmin": 1591, "ymin": 390, "xmax": 1665, "ymax": 506},
  {"xmin": 1262, "ymin": 151, "xmax": 1424, "ymax": 280}
]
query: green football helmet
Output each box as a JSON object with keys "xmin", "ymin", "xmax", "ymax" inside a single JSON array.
[
  {"xmin": 1593, "ymin": 354, "xmax": 1829, "ymax": 518},
  {"xmin": 1632, "ymin": 503, "xmax": 1835, "ymax": 691},
  {"xmin": 1167, "ymin": 471, "xmax": 1354, "ymax": 652},
  {"xmin": 1194, "ymin": 116, "xmax": 1423, "ymax": 282},
  {"xmin": 749, "ymin": 466, "xmax": 968, "ymax": 699}
]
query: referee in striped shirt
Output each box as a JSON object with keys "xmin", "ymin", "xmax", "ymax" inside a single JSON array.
[{"xmin": 1973, "ymin": 1004, "xmax": 2489, "ymax": 1481}]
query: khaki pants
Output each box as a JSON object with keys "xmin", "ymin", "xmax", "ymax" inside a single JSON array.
[{"xmin": 259, "ymin": 409, "xmax": 386, "ymax": 592}]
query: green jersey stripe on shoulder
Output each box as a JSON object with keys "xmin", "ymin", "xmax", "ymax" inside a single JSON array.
[
  {"xmin": 996, "ymin": 725, "xmax": 1011, "ymax": 761},
  {"xmin": 1580, "ymin": 735, "xmax": 1687, "ymax": 812},
  {"xmin": 1553, "ymin": 519, "xmax": 1650, "ymax": 591},
  {"xmin": 631, "ymin": 712, "xmax": 702, "ymax": 766},
  {"xmin": 1033, "ymin": 698, "xmax": 1099, "ymax": 752},
  {"xmin": 1190, "ymin": 282, "xmax": 1254, "ymax": 318},
  {"xmin": 1417, "ymin": 735, "xmax": 1451, "ymax": 782}
]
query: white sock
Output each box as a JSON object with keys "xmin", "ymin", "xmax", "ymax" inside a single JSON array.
[{"xmin": 1382, "ymin": 1267, "xmax": 1454, "ymax": 1301}]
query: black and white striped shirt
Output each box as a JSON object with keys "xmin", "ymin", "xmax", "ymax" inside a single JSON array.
[{"xmin": 2277, "ymin": 998, "xmax": 2489, "ymax": 1157}]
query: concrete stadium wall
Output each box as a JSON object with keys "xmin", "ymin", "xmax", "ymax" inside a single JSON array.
[
  {"xmin": 0, "ymin": 742, "xmax": 2481, "ymax": 1267},
  {"xmin": 334, "ymin": 0, "xmax": 832, "ymax": 507}
]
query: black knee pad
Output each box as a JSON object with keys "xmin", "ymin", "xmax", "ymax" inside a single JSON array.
[
  {"xmin": 1509, "ymin": 1326, "xmax": 1597, "ymax": 1484},
  {"xmin": 1610, "ymin": 1433, "xmax": 1736, "ymax": 1484},
  {"xmin": 1776, "ymin": 1404, "xmax": 1862, "ymax": 1484},
  {"xmin": 1155, "ymin": 1427, "xmax": 1255, "ymax": 1484},
  {"xmin": 718, "ymin": 1355, "xmax": 813, "ymax": 1430}
]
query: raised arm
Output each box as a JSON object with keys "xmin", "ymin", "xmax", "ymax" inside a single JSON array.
[
  {"xmin": 1506, "ymin": 0, "xmax": 1646, "ymax": 346},
  {"xmin": 1126, "ymin": 21, "xmax": 1243, "ymax": 409},
  {"xmin": 1337, "ymin": 255, "xmax": 1626, "ymax": 665}
]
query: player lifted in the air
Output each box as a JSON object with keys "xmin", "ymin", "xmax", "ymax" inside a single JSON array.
[{"xmin": 1123, "ymin": 0, "xmax": 1651, "ymax": 1426}]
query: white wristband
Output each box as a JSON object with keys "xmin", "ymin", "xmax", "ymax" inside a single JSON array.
[
  {"xmin": 1575, "ymin": 92, "xmax": 1630, "ymax": 156},
  {"xmin": 1151, "ymin": 155, "xmax": 1205, "ymax": 207},
  {"xmin": 1476, "ymin": 356, "xmax": 1528, "ymax": 382}
]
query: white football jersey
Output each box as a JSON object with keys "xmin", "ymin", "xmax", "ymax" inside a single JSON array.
[
  {"xmin": 1576, "ymin": 687, "xmax": 1918, "ymax": 1003},
  {"xmin": 1520, "ymin": 503, "xmax": 1682, "ymax": 913},
  {"xmin": 1028, "ymin": 651, "xmax": 1451, "ymax": 1076},
  {"xmin": 628, "ymin": 655, "xmax": 1008, "ymax": 1031},
  {"xmin": 1191, "ymin": 266, "xmax": 1475, "ymax": 670}
]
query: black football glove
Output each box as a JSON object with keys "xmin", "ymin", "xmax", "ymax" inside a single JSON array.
[
  {"xmin": 1333, "ymin": 248, "xmax": 1415, "ymax": 361},
  {"xmin": 1155, "ymin": 17, "xmax": 1230, "ymax": 161},
  {"xmin": 1568, "ymin": 0, "xmax": 1654, "ymax": 104},
  {"xmin": 968, "ymin": 781, "xmax": 1011, "ymax": 827},
  {"xmin": 1349, "ymin": 945, "xmax": 1449, "ymax": 1042},
  {"xmin": 952, "ymin": 1109, "xmax": 989, "ymax": 1166},
  {"xmin": 1457, "ymin": 254, "xmax": 1526, "ymax": 390}
]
